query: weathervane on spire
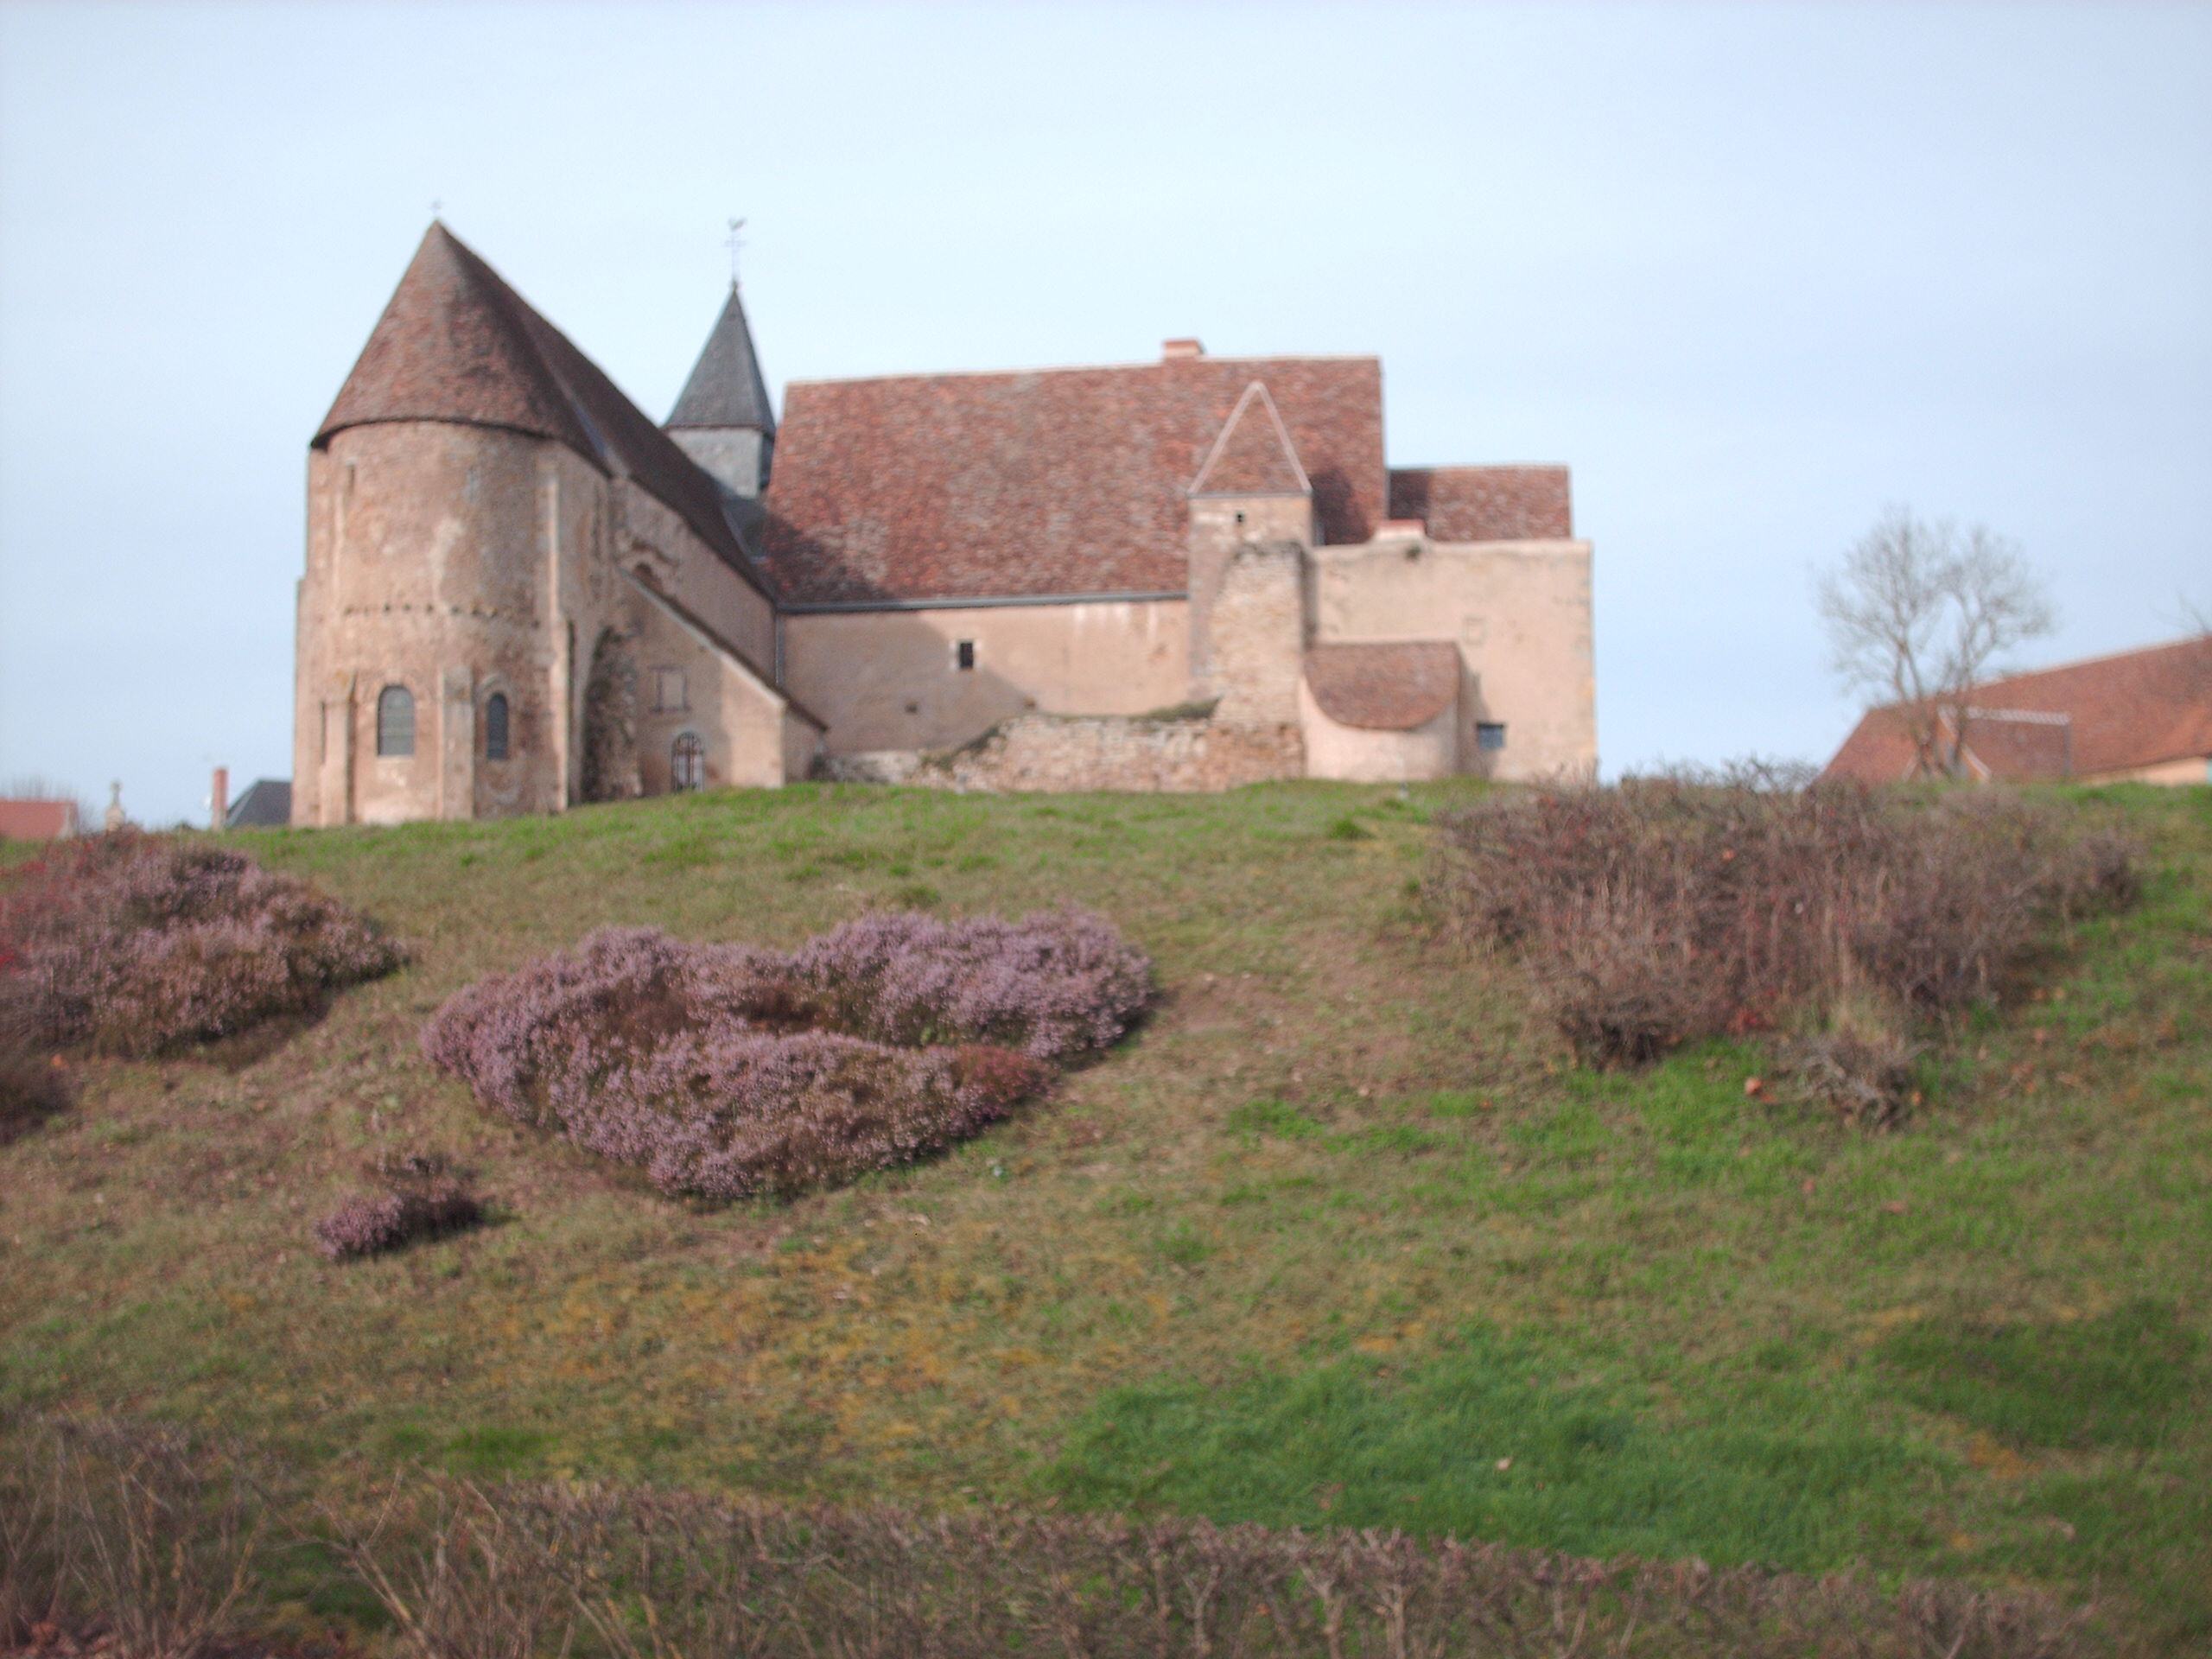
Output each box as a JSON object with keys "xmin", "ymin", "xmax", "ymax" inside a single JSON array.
[{"xmin": 726, "ymin": 217, "xmax": 747, "ymax": 287}]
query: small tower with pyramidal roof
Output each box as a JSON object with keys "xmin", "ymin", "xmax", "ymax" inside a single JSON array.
[{"xmin": 667, "ymin": 282, "xmax": 776, "ymax": 499}]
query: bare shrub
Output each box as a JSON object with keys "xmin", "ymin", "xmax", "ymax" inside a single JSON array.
[
  {"xmin": 1786, "ymin": 1015, "xmax": 1923, "ymax": 1130},
  {"xmin": 0, "ymin": 831, "xmax": 403, "ymax": 1058},
  {"xmin": 0, "ymin": 1415, "xmax": 264, "ymax": 1659},
  {"xmin": 1432, "ymin": 779, "xmax": 2139, "ymax": 1076},
  {"xmin": 315, "ymin": 1154, "xmax": 486, "ymax": 1262},
  {"xmin": 327, "ymin": 1470, "xmax": 2099, "ymax": 1659},
  {"xmin": 0, "ymin": 1045, "xmax": 72, "ymax": 1145},
  {"xmin": 0, "ymin": 1423, "xmax": 69, "ymax": 1643},
  {"xmin": 420, "ymin": 910, "xmax": 1143, "ymax": 1202}
]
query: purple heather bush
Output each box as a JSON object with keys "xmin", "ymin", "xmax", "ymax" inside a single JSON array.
[
  {"xmin": 0, "ymin": 832, "xmax": 404, "ymax": 1057},
  {"xmin": 315, "ymin": 1180, "xmax": 485, "ymax": 1262},
  {"xmin": 422, "ymin": 908, "xmax": 1147, "ymax": 1200}
]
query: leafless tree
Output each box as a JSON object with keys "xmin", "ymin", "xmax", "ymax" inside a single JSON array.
[{"xmin": 1817, "ymin": 506, "xmax": 2055, "ymax": 778}]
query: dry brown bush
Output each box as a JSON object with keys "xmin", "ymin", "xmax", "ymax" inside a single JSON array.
[
  {"xmin": 0, "ymin": 1417, "xmax": 264, "ymax": 1659},
  {"xmin": 1431, "ymin": 775, "xmax": 2140, "ymax": 1091},
  {"xmin": 1, "ymin": 1423, "xmax": 2103, "ymax": 1659},
  {"xmin": 315, "ymin": 1471, "xmax": 2098, "ymax": 1659}
]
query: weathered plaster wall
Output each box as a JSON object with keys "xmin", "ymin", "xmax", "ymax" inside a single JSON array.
[
  {"xmin": 612, "ymin": 480, "xmax": 777, "ymax": 675},
  {"xmin": 2082, "ymin": 754, "xmax": 2212, "ymax": 786},
  {"xmin": 1309, "ymin": 536, "xmax": 1595, "ymax": 781},
  {"xmin": 628, "ymin": 584, "xmax": 804, "ymax": 791},
  {"xmin": 782, "ymin": 599, "xmax": 1189, "ymax": 754},
  {"xmin": 1297, "ymin": 677, "xmax": 1459, "ymax": 782}
]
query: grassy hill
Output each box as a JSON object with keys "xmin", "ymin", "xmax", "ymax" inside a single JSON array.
[{"xmin": 2, "ymin": 782, "xmax": 2207, "ymax": 1647}]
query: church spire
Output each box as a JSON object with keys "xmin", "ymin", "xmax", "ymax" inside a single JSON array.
[
  {"xmin": 667, "ymin": 278, "xmax": 776, "ymax": 499},
  {"xmin": 669, "ymin": 283, "xmax": 775, "ymax": 436}
]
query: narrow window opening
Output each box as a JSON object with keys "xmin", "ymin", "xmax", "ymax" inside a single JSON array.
[
  {"xmin": 1476, "ymin": 721, "xmax": 1507, "ymax": 753},
  {"xmin": 654, "ymin": 668, "xmax": 688, "ymax": 712},
  {"xmin": 376, "ymin": 685, "xmax": 415, "ymax": 757},
  {"xmin": 671, "ymin": 732, "xmax": 705, "ymax": 792},
  {"xmin": 484, "ymin": 692, "xmax": 511, "ymax": 760},
  {"xmin": 955, "ymin": 640, "xmax": 976, "ymax": 671}
]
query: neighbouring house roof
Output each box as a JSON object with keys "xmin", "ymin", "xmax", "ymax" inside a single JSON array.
[
  {"xmin": 225, "ymin": 779, "xmax": 292, "ymax": 830},
  {"xmin": 1823, "ymin": 634, "xmax": 2212, "ymax": 782},
  {"xmin": 668, "ymin": 284, "xmax": 776, "ymax": 434},
  {"xmin": 1387, "ymin": 466, "xmax": 1573, "ymax": 542},
  {"xmin": 1304, "ymin": 642, "xmax": 1463, "ymax": 731},
  {"xmin": 315, "ymin": 224, "xmax": 768, "ymax": 598},
  {"xmin": 1189, "ymin": 382, "xmax": 1311, "ymax": 497},
  {"xmin": 760, "ymin": 353, "xmax": 1387, "ymax": 605},
  {"xmin": 0, "ymin": 799, "xmax": 78, "ymax": 840}
]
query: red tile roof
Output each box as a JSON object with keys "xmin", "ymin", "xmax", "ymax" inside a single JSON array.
[
  {"xmin": 0, "ymin": 799, "xmax": 78, "ymax": 841},
  {"xmin": 1189, "ymin": 382, "xmax": 1310, "ymax": 497},
  {"xmin": 761, "ymin": 354, "xmax": 1385, "ymax": 605},
  {"xmin": 1388, "ymin": 466, "xmax": 1572, "ymax": 542},
  {"xmin": 1824, "ymin": 635, "xmax": 2212, "ymax": 782},
  {"xmin": 1304, "ymin": 642, "xmax": 1462, "ymax": 731},
  {"xmin": 315, "ymin": 225, "xmax": 767, "ymax": 598}
]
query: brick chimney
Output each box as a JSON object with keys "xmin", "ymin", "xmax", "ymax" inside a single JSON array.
[
  {"xmin": 1161, "ymin": 338, "xmax": 1205, "ymax": 361},
  {"xmin": 210, "ymin": 766, "xmax": 228, "ymax": 831}
]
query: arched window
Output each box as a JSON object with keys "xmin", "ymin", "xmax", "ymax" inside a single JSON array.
[
  {"xmin": 484, "ymin": 692, "xmax": 511, "ymax": 761},
  {"xmin": 376, "ymin": 685, "xmax": 415, "ymax": 757},
  {"xmin": 671, "ymin": 732, "xmax": 706, "ymax": 792}
]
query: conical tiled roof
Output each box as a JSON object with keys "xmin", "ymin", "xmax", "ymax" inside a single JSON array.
[
  {"xmin": 668, "ymin": 284, "xmax": 775, "ymax": 433},
  {"xmin": 314, "ymin": 224, "xmax": 769, "ymax": 599},
  {"xmin": 1188, "ymin": 380, "xmax": 1310, "ymax": 497},
  {"xmin": 316, "ymin": 222, "xmax": 598, "ymax": 453}
]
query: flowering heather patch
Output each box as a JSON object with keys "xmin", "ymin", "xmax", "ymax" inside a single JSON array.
[
  {"xmin": 0, "ymin": 832, "xmax": 404, "ymax": 1057},
  {"xmin": 314, "ymin": 1179, "xmax": 485, "ymax": 1262},
  {"xmin": 422, "ymin": 908, "xmax": 1145, "ymax": 1200},
  {"xmin": 787, "ymin": 906, "xmax": 1154, "ymax": 1063}
]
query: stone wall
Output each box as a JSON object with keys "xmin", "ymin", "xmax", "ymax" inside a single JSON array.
[
  {"xmin": 820, "ymin": 711, "xmax": 1302, "ymax": 794},
  {"xmin": 296, "ymin": 419, "xmax": 795, "ymax": 826},
  {"xmin": 1209, "ymin": 543, "xmax": 1306, "ymax": 728}
]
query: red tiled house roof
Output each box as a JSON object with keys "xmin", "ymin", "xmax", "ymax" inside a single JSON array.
[
  {"xmin": 1824, "ymin": 635, "xmax": 2212, "ymax": 782},
  {"xmin": 1303, "ymin": 642, "xmax": 1462, "ymax": 731},
  {"xmin": 1190, "ymin": 382, "xmax": 1311, "ymax": 497},
  {"xmin": 0, "ymin": 800, "xmax": 78, "ymax": 840},
  {"xmin": 1387, "ymin": 466, "xmax": 1573, "ymax": 542},
  {"xmin": 315, "ymin": 224, "xmax": 767, "ymax": 599},
  {"xmin": 761, "ymin": 355, "xmax": 1386, "ymax": 605}
]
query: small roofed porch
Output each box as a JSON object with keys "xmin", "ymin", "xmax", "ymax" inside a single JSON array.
[{"xmin": 1300, "ymin": 641, "xmax": 1465, "ymax": 783}]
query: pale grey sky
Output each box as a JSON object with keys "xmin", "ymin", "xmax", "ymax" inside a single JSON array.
[{"xmin": 3, "ymin": 2, "xmax": 2208, "ymax": 824}]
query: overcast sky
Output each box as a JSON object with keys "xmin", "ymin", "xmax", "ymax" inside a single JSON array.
[{"xmin": 3, "ymin": 3, "xmax": 2207, "ymax": 825}]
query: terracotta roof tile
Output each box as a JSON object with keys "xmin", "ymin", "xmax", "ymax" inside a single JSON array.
[
  {"xmin": 1388, "ymin": 466, "xmax": 1572, "ymax": 542},
  {"xmin": 1189, "ymin": 382, "xmax": 1310, "ymax": 496},
  {"xmin": 1823, "ymin": 634, "xmax": 2212, "ymax": 782},
  {"xmin": 762, "ymin": 354, "xmax": 1385, "ymax": 604},
  {"xmin": 315, "ymin": 225, "xmax": 768, "ymax": 599},
  {"xmin": 1304, "ymin": 641, "xmax": 1462, "ymax": 731}
]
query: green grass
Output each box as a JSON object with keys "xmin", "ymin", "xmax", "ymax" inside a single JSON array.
[{"xmin": 3, "ymin": 779, "xmax": 2209, "ymax": 1648}]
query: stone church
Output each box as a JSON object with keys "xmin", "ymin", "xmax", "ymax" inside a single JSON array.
[{"xmin": 293, "ymin": 224, "xmax": 1594, "ymax": 824}]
